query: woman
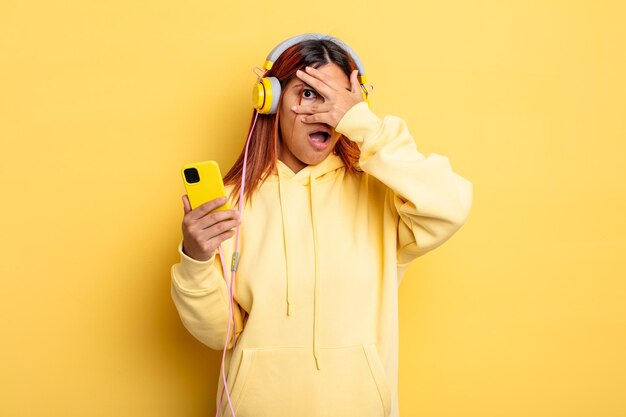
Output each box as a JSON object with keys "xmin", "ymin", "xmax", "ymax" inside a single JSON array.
[{"xmin": 171, "ymin": 34, "xmax": 472, "ymax": 417}]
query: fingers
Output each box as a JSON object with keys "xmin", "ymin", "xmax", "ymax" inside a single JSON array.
[
  {"xmin": 290, "ymin": 101, "xmax": 333, "ymax": 125},
  {"xmin": 293, "ymin": 66, "xmax": 363, "ymax": 127},
  {"xmin": 302, "ymin": 66, "xmax": 344, "ymax": 89},
  {"xmin": 291, "ymin": 104, "xmax": 336, "ymax": 123},
  {"xmin": 291, "ymin": 102, "xmax": 331, "ymax": 115},
  {"xmin": 180, "ymin": 195, "xmax": 241, "ymax": 262},
  {"xmin": 187, "ymin": 196, "xmax": 228, "ymax": 220},
  {"xmin": 290, "ymin": 103, "xmax": 330, "ymax": 123},
  {"xmin": 295, "ymin": 68, "xmax": 334, "ymax": 98},
  {"xmin": 182, "ymin": 195, "xmax": 240, "ymax": 239},
  {"xmin": 202, "ymin": 228, "xmax": 237, "ymax": 256},
  {"xmin": 185, "ymin": 208, "xmax": 239, "ymax": 233},
  {"xmin": 298, "ymin": 67, "xmax": 361, "ymax": 95},
  {"xmin": 199, "ymin": 218, "xmax": 240, "ymax": 240},
  {"xmin": 209, "ymin": 229, "xmax": 237, "ymax": 248},
  {"xmin": 301, "ymin": 113, "xmax": 330, "ymax": 125},
  {"xmin": 183, "ymin": 225, "xmax": 237, "ymax": 262},
  {"xmin": 350, "ymin": 70, "xmax": 361, "ymax": 95},
  {"xmin": 182, "ymin": 206, "xmax": 240, "ymax": 261},
  {"xmin": 182, "ymin": 195, "xmax": 191, "ymax": 214}
]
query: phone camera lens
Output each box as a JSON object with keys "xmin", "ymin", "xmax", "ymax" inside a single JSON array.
[{"xmin": 184, "ymin": 168, "xmax": 200, "ymax": 184}]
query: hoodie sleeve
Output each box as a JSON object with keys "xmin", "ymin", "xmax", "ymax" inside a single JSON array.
[
  {"xmin": 335, "ymin": 102, "xmax": 473, "ymax": 266},
  {"xmin": 171, "ymin": 242, "xmax": 243, "ymax": 349}
]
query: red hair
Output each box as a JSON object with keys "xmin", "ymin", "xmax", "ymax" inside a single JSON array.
[{"xmin": 224, "ymin": 40, "xmax": 362, "ymax": 203}]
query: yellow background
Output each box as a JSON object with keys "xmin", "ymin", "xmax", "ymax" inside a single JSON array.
[{"xmin": 1, "ymin": 1, "xmax": 624, "ymax": 416}]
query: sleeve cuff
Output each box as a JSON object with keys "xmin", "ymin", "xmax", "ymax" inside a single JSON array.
[
  {"xmin": 335, "ymin": 102, "xmax": 382, "ymax": 146},
  {"xmin": 173, "ymin": 242, "xmax": 218, "ymax": 291}
]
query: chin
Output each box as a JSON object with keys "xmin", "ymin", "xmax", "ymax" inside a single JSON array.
[{"xmin": 308, "ymin": 152, "xmax": 332, "ymax": 165}]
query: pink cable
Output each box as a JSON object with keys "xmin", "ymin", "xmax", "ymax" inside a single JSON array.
[
  {"xmin": 214, "ymin": 74, "xmax": 308, "ymax": 415},
  {"xmin": 215, "ymin": 110, "xmax": 259, "ymax": 417}
]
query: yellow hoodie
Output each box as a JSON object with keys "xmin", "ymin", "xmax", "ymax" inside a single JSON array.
[{"xmin": 171, "ymin": 102, "xmax": 473, "ymax": 417}]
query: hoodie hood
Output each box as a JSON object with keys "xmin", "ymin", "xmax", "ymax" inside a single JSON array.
[{"xmin": 274, "ymin": 153, "xmax": 346, "ymax": 185}]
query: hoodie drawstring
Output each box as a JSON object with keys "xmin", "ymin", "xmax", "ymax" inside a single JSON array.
[
  {"xmin": 277, "ymin": 169, "xmax": 321, "ymax": 369},
  {"xmin": 310, "ymin": 174, "xmax": 321, "ymax": 370},
  {"xmin": 278, "ymin": 171, "xmax": 321, "ymax": 368},
  {"xmin": 277, "ymin": 174, "xmax": 292, "ymax": 316}
]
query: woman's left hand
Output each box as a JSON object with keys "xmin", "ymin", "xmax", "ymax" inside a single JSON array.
[{"xmin": 291, "ymin": 66, "xmax": 363, "ymax": 128}]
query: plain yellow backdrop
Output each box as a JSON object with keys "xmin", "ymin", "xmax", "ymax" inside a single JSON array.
[{"xmin": 1, "ymin": 0, "xmax": 625, "ymax": 416}]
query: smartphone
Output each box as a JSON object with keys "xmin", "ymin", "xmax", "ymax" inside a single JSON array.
[{"xmin": 181, "ymin": 160, "xmax": 230, "ymax": 211}]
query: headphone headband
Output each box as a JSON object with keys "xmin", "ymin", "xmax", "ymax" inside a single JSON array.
[{"xmin": 262, "ymin": 33, "xmax": 366, "ymax": 81}]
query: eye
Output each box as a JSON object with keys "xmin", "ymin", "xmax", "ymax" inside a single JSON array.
[{"xmin": 302, "ymin": 88, "xmax": 317, "ymax": 100}]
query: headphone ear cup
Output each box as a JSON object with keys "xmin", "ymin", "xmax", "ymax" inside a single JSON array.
[
  {"xmin": 252, "ymin": 77, "xmax": 282, "ymax": 114},
  {"xmin": 252, "ymin": 80, "xmax": 266, "ymax": 112}
]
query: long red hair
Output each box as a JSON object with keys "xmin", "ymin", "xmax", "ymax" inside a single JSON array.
[{"xmin": 224, "ymin": 39, "xmax": 362, "ymax": 203}]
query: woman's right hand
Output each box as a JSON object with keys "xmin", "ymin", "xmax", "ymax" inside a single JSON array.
[{"xmin": 181, "ymin": 195, "xmax": 240, "ymax": 262}]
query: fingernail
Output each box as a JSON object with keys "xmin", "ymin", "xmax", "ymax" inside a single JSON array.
[
  {"xmin": 291, "ymin": 105, "xmax": 297, "ymax": 111},
  {"xmin": 296, "ymin": 69, "xmax": 302, "ymax": 74}
]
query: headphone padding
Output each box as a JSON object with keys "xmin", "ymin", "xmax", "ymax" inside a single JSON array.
[
  {"xmin": 265, "ymin": 77, "xmax": 281, "ymax": 114},
  {"xmin": 252, "ymin": 81, "xmax": 265, "ymax": 110}
]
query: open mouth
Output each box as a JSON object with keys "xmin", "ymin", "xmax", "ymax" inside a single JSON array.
[
  {"xmin": 307, "ymin": 126, "xmax": 333, "ymax": 150},
  {"xmin": 309, "ymin": 131, "xmax": 330, "ymax": 144}
]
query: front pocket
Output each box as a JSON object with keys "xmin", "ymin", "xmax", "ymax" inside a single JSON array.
[
  {"xmin": 220, "ymin": 348, "xmax": 255, "ymax": 417},
  {"xmin": 363, "ymin": 344, "xmax": 392, "ymax": 415},
  {"xmin": 229, "ymin": 345, "xmax": 392, "ymax": 417}
]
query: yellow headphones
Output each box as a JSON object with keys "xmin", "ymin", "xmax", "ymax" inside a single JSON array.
[{"xmin": 252, "ymin": 34, "xmax": 369, "ymax": 115}]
